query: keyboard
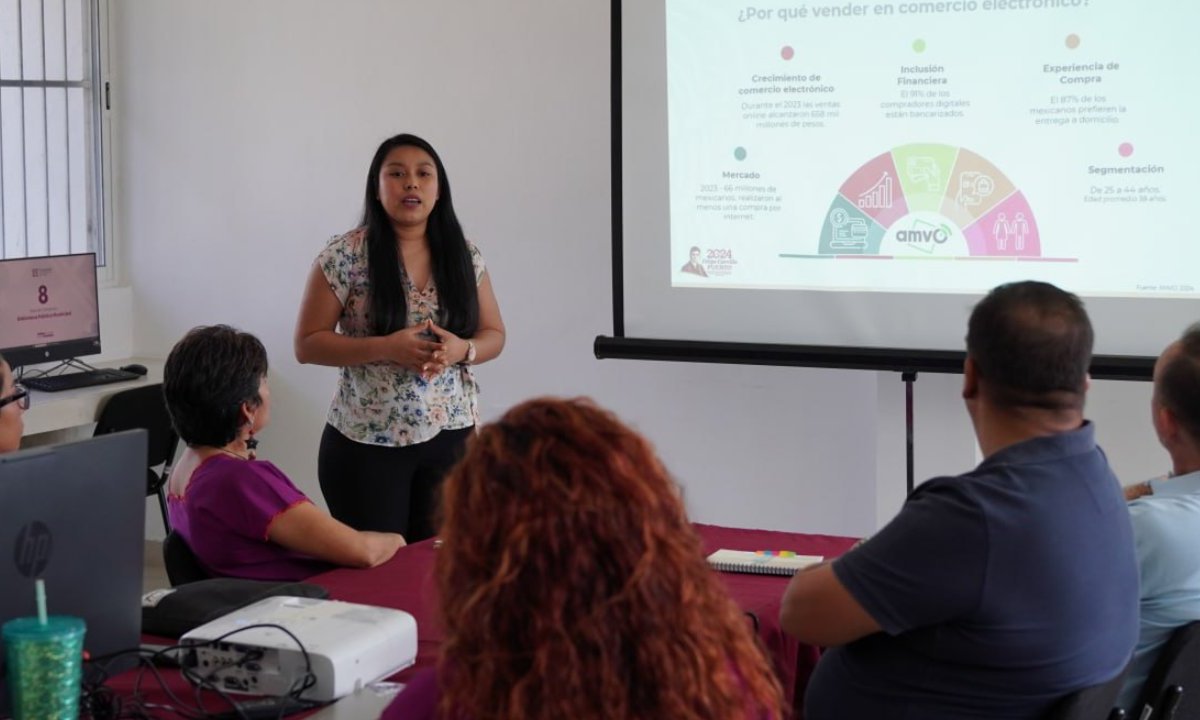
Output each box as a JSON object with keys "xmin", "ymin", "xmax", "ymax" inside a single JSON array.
[{"xmin": 22, "ymin": 368, "xmax": 142, "ymax": 392}]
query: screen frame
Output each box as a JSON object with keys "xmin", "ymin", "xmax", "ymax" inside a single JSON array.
[
  {"xmin": 0, "ymin": 252, "xmax": 102, "ymax": 369},
  {"xmin": 597, "ymin": 0, "xmax": 1152, "ymax": 382}
]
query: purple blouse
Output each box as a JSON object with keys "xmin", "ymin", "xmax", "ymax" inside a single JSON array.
[{"xmin": 167, "ymin": 455, "xmax": 334, "ymax": 582}]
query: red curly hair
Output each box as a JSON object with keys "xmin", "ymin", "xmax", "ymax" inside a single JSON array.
[{"xmin": 435, "ymin": 397, "xmax": 785, "ymax": 720}]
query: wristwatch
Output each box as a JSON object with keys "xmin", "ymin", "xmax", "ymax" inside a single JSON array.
[{"xmin": 462, "ymin": 340, "xmax": 477, "ymax": 365}]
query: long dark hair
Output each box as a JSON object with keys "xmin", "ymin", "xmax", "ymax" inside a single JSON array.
[{"xmin": 361, "ymin": 134, "xmax": 479, "ymax": 338}]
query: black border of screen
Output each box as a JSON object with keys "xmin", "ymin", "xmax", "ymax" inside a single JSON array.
[{"xmin": 597, "ymin": 0, "xmax": 1151, "ymax": 381}]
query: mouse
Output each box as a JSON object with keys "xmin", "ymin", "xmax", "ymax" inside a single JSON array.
[{"xmin": 119, "ymin": 363, "xmax": 148, "ymax": 376}]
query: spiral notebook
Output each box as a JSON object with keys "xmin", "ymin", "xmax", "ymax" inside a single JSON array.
[{"xmin": 706, "ymin": 549, "xmax": 824, "ymax": 577}]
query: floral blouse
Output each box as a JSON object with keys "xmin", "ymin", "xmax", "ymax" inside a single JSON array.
[{"xmin": 316, "ymin": 227, "xmax": 484, "ymax": 447}]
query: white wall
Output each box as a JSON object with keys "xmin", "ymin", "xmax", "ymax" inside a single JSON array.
[{"xmin": 108, "ymin": 0, "xmax": 1167, "ymax": 542}]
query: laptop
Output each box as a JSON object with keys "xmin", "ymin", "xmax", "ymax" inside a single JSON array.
[{"xmin": 0, "ymin": 431, "xmax": 147, "ymax": 712}]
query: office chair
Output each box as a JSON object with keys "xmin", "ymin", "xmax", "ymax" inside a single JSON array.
[
  {"xmin": 1133, "ymin": 621, "xmax": 1200, "ymax": 720},
  {"xmin": 162, "ymin": 531, "xmax": 211, "ymax": 586},
  {"xmin": 1044, "ymin": 663, "xmax": 1131, "ymax": 720},
  {"xmin": 93, "ymin": 383, "xmax": 180, "ymax": 533}
]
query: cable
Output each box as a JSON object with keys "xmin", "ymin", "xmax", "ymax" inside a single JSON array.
[
  {"xmin": 81, "ymin": 624, "xmax": 321, "ymax": 720},
  {"xmin": 83, "ymin": 645, "xmax": 219, "ymax": 719}
]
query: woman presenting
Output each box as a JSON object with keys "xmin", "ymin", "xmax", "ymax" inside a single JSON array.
[{"xmin": 295, "ymin": 133, "xmax": 504, "ymax": 541}]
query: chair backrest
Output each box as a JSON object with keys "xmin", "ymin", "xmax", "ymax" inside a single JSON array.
[
  {"xmin": 162, "ymin": 531, "xmax": 211, "ymax": 586},
  {"xmin": 1135, "ymin": 621, "xmax": 1200, "ymax": 720},
  {"xmin": 1044, "ymin": 664, "xmax": 1131, "ymax": 720},
  {"xmin": 93, "ymin": 383, "xmax": 180, "ymax": 493}
]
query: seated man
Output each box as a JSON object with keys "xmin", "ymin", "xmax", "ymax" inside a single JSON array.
[
  {"xmin": 0, "ymin": 353, "xmax": 28, "ymax": 453},
  {"xmin": 1116, "ymin": 324, "xmax": 1200, "ymax": 711},
  {"xmin": 781, "ymin": 281, "xmax": 1138, "ymax": 720}
]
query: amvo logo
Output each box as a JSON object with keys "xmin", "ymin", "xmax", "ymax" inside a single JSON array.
[
  {"xmin": 893, "ymin": 220, "xmax": 955, "ymax": 254},
  {"xmin": 896, "ymin": 227, "xmax": 950, "ymax": 244}
]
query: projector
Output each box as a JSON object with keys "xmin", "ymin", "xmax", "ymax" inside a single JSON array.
[{"xmin": 179, "ymin": 596, "xmax": 417, "ymax": 702}]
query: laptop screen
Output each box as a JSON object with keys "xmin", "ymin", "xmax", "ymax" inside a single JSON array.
[{"xmin": 0, "ymin": 431, "xmax": 146, "ymax": 709}]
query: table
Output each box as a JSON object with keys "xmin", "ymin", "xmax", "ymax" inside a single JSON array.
[
  {"xmin": 20, "ymin": 357, "xmax": 164, "ymax": 439},
  {"xmin": 112, "ymin": 524, "xmax": 857, "ymax": 717},
  {"xmin": 309, "ymin": 524, "xmax": 857, "ymax": 710},
  {"xmin": 693, "ymin": 525, "xmax": 859, "ymax": 713}
]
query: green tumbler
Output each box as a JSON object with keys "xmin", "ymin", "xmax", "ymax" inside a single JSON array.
[{"xmin": 2, "ymin": 615, "xmax": 86, "ymax": 720}]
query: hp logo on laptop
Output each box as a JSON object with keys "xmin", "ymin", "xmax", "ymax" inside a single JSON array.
[{"xmin": 12, "ymin": 522, "xmax": 53, "ymax": 578}]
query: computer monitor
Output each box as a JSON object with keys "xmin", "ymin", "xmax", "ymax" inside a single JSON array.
[
  {"xmin": 0, "ymin": 253, "xmax": 102, "ymax": 368},
  {"xmin": 0, "ymin": 430, "xmax": 146, "ymax": 711}
]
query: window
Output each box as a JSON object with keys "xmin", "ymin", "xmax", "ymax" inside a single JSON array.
[{"xmin": 0, "ymin": 0, "xmax": 108, "ymax": 265}]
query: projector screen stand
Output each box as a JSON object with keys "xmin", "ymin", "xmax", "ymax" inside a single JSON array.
[{"xmin": 902, "ymin": 370, "xmax": 917, "ymax": 496}]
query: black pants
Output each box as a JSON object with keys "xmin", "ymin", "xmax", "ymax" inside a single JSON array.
[{"xmin": 318, "ymin": 424, "xmax": 472, "ymax": 541}]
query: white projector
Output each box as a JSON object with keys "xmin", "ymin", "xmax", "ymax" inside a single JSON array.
[{"xmin": 179, "ymin": 596, "xmax": 417, "ymax": 702}]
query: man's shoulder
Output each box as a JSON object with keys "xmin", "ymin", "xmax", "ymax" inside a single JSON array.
[
  {"xmin": 898, "ymin": 475, "xmax": 991, "ymax": 528},
  {"xmin": 1130, "ymin": 490, "xmax": 1200, "ymax": 532},
  {"xmin": 1148, "ymin": 469, "xmax": 1200, "ymax": 497},
  {"xmin": 969, "ymin": 428, "xmax": 1113, "ymax": 489},
  {"xmin": 912, "ymin": 457, "xmax": 1090, "ymax": 522},
  {"xmin": 912, "ymin": 471, "xmax": 994, "ymax": 502}
]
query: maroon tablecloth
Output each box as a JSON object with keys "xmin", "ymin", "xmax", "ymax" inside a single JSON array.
[
  {"xmin": 695, "ymin": 523, "xmax": 859, "ymax": 715},
  {"xmin": 113, "ymin": 524, "xmax": 857, "ymax": 717}
]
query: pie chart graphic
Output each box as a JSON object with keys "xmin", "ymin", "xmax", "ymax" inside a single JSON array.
[{"xmin": 818, "ymin": 143, "xmax": 1040, "ymax": 258}]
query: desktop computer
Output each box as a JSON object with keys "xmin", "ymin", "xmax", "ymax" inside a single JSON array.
[
  {"xmin": 0, "ymin": 253, "xmax": 144, "ymax": 390},
  {"xmin": 0, "ymin": 253, "xmax": 102, "ymax": 368}
]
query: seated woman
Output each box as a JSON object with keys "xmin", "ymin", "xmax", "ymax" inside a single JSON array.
[
  {"xmin": 0, "ymin": 353, "xmax": 28, "ymax": 453},
  {"xmin": 382, "ymin": 397, "xmax": 784, "ymax": 720},
  {"xmin": 164, "ymin": 325, "xmax": 404, "ymax": 581}
]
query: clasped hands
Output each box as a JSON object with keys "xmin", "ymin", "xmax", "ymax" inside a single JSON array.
[{"xmin": 387, "ymin": 319, "xmax": 469, "ymax": 380}]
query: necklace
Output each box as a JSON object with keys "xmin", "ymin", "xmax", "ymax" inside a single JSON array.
[{"xmin": 215, "ymin": 447, "xmax": 250, "ymax": 461}]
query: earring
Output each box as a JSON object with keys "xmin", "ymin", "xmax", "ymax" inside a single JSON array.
[{"xmin": 245, "ymin": 413, "xmax": 259, "ymax": 458}]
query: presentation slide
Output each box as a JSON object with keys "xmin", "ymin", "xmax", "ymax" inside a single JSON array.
[
  {"xmin": 0, "ymin": 254, "xmax": 100, "ymax": 350},
  {"xmin": 618, "ymin": 0, "xmax": 1199, "ymax": 358},
  {"xmin": 665, "ymin": 1, "xmax": 1195, "ymax": 298}
]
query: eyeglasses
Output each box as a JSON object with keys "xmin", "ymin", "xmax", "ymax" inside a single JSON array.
[{"xmin": 0, "ymin": 384, "xmax": 29, "ymax": 411}]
